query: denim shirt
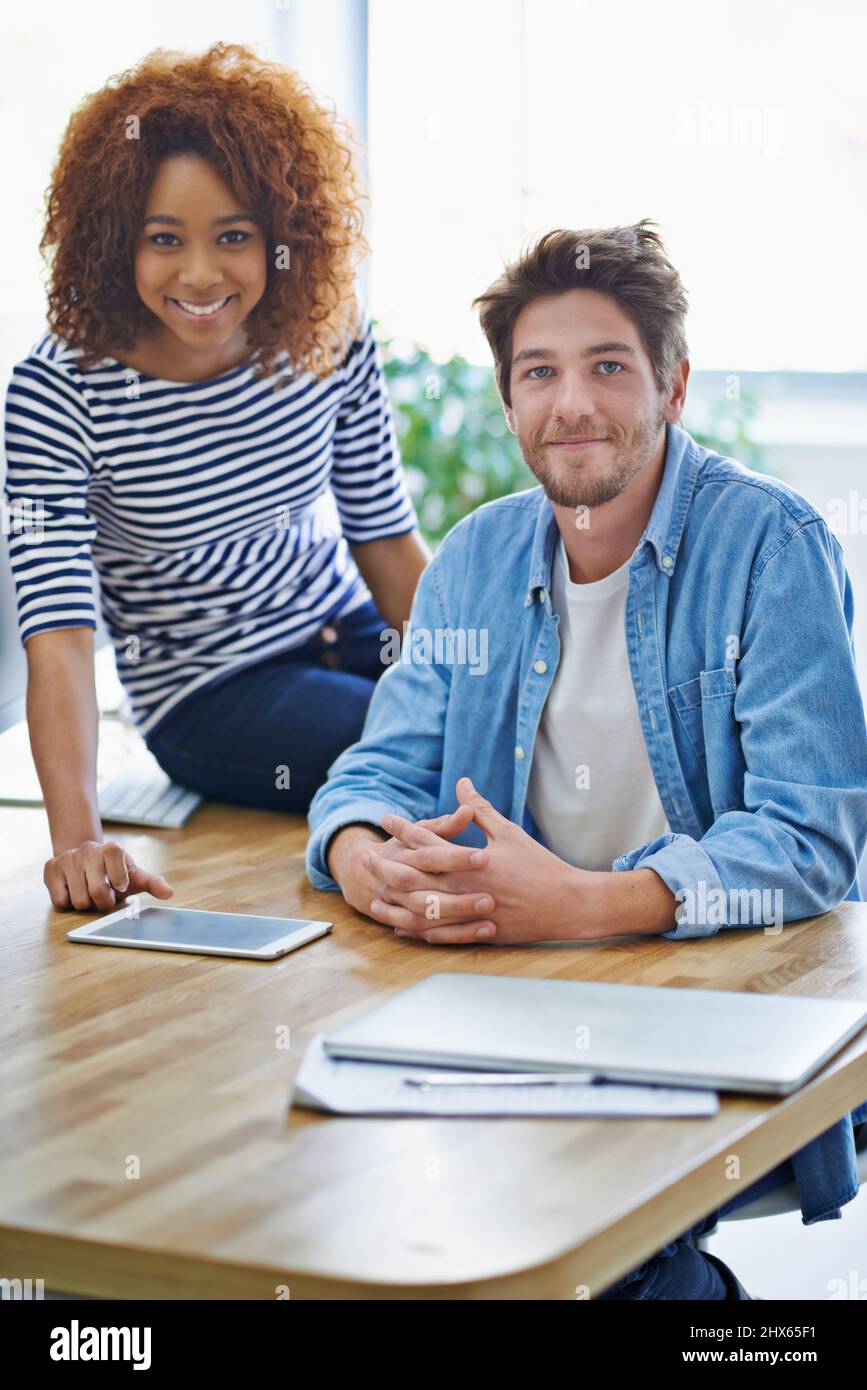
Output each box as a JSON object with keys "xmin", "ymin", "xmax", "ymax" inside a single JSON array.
[{"xmin": 307, "ymin": 422, "xmax": 867, "ymax": 1223}]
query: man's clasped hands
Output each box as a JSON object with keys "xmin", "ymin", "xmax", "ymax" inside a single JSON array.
[{"xmin": 326, "ymin": 775, "xmax": 609, "ymax": 946}]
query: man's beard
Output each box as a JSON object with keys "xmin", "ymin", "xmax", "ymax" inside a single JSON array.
[{"xmin": 518, "ymin": 398, "xmax": 668, "ymax": 510}]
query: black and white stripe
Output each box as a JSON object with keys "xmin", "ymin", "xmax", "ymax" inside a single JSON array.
[{"xmin": 3, "ymin": 314, "xmax": 416, "ymax": 735}]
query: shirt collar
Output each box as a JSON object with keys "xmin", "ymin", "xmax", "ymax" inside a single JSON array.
[{"xmin": 524, "ymin": 421, "xmax": 703, "ymax": 606}]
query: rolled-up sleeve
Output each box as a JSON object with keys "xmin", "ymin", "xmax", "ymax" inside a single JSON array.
[
  {"xmin": 615, "ymin": 519, "xmax": 867, "ymax": 940},
  {"xmin": 305, "ymin": 540, "xmax": 459, "ymax": 890}
]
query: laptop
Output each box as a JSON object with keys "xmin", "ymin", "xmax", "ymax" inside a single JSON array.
[
  {"xmin": 322, "ymin": 972, "xmax": 867, "ymax": 1096},
  {"xmin": 0, "ymin": 716, "xmax": 201, "ymax": 829}
]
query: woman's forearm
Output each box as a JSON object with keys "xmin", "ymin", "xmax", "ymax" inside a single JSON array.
[
  {"xmin": 25, "ymin": 629, "xmax": 103, "ymax": 853},
  {"xmin": 349, "ymin": 530, "xmax": 431, "ymax": 632}
]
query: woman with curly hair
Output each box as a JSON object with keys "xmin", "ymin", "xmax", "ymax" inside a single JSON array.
[{"xmin": 4, "ymin": 42, "xmax": 430, "ymax": 911}]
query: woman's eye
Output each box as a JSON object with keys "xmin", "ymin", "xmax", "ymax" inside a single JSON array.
[
  {"xmin": 146, "ymin": 231, "xmax": 252, "ymax": 247},
  {"xmin": 597, "ymin": 361, "xmax": 624, "ymax": 375}
]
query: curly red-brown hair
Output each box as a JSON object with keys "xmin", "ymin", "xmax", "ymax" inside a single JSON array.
[{"xmin": 39, "ymin": 41, "xmax": 368, "ymax": 385}]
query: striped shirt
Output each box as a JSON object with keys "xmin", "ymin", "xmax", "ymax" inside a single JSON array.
[{"xmin": 2, "ymin": 313, "xmax": 417, "ymax": 736}]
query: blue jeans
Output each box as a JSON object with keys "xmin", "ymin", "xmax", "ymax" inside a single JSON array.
[
  {"xmin": 145, "ymin": 599, "xmax": 387, "ymax": 813},
  {"xmin": 596, "ymin": 1156, "xmax": 797, "ymax": 1299}
]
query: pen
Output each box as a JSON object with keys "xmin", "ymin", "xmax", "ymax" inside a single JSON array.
[{"xmin": 403, "ymin": 1071, "xmax": 601, "ymax": 1088}]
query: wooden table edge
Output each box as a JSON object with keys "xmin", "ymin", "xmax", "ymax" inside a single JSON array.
[{"xmin": 3, "ymin": 1043, "xmax": 865, "ymax": 1300}]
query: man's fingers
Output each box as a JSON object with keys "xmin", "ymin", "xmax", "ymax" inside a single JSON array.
[
  {"xmin": 416, "ymin": 804, "xmax": 475, "ymax": 838},
  {"xmin": 363, "ymin": 849, "xmax": 439, "ymax": 894},
  {"xmin": 379, "ymin": 884, "xmax": 495, "ymax": 923},
  {"xmin": 395, "ymin": 919, "xmax": 498, "ymax": 946},
  {"xmin": 454, "ymin": 777, "xmax": 506, "ymax": 838},
  {"xmin": 406, "ymin": 841, "xmax": 488, "ymax": 874},
  {"xmin": 363, "ymin": 850, "xmax": 492, "ymax": 911},
  {"xmin": 380, "ymin": 814, "xmax": 488, "ymax": 871},
  {"xmin": 366, "ymin": 896, "xmax": 427, "ymax": 931},
  {"xmin": 380, "ymin": 812, "xmax": 431, "ymax": 851}
]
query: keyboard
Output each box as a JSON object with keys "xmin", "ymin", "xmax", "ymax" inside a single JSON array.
[{"xmin": 98, "ymin": 765, "xmax": 203, "ymax": 829}]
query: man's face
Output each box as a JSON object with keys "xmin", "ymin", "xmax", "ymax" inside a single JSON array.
[{"xmin": 504, "ymin": 287, "xmax": 677, "ymax": 510}]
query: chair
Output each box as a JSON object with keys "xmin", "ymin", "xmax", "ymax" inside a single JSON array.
[{"xmin": 695, "ymin": 1124, "xmax": 867, "ymax": 1249}]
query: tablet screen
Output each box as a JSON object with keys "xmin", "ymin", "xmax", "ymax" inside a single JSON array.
[{"xmin": 85, "ymin": 907, "xmax": 311, "ymax": 951}]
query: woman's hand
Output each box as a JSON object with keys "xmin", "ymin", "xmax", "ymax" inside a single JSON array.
[{"xmin": 44, "ymin": 840, "xmax": 174, "ymax": 912}]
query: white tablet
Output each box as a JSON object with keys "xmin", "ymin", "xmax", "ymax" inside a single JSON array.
[{"xmin": 67, "ymin": 904, "xmax": 332, "ymax": 960}]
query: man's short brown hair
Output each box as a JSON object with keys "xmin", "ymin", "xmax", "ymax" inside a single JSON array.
[{"xmin": 472, "ymin": 219, "xmax": 689, "ymax": 407}]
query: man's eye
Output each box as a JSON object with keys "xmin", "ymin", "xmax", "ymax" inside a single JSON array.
[
  {"xmin": 597, "ymin": 361, "xmax": 624, "ymax": 375},
  {"xmin": 528, "ymin": 365, "xmax": 552, "ymax": 379}
]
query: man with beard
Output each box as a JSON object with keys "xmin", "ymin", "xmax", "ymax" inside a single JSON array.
[{"xmin": 306, "ymin": 220, "xmax": 867, "ymax": 1299}]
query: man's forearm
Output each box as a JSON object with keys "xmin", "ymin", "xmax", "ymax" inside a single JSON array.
[{"xmin": 574, "ymin": 866, "xmax": 679, "ymax": 940}]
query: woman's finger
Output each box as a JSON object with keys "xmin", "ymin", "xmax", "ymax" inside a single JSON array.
[
  {"xmin": 60, "ymin": 855, "xmax": 95, "ymax": 911},
  {"xmin": 129, "ymin": 867, "xmax": 174, "ymax": 899},
  {"xmin": 83, "ymin": 853, "xmax": 118, "ymax": 911},
  {"xmin": 102, "ymin": 842, "xmax": 130, "ymax": 894},
  {"xmin": 44, "ymin": 860, "xmax": 71, "ymax": 911}
]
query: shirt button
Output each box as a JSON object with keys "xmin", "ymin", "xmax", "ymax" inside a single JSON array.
[
  {"xmin": 515, "ymin": 746, "xmax": 525, "ymax": 760},
  {"xmin": 662, "ymin": 554, "xmax": 673, "ymax": 569},
  {"xmin": 533, "ymin": 660, "xmax": 547, "ymax": 674}
]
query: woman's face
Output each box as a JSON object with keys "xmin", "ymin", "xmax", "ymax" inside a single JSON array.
[{"xmin": 133, "ymin": 154, "xmax": 268, "ymax": 363}]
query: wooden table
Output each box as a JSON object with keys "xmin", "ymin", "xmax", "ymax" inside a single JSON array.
[{"xmin": 2, "ymin": 797, "xmax": 867, "ymax": 1300}]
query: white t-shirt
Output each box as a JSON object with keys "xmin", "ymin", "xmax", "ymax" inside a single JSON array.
[{"xmin": 526, "ymin": 536, "xmax": 670, "ymax": 870}]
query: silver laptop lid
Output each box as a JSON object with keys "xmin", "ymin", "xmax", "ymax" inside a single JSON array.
[{"xmin": 322, "ymin": 972, "xmax": 867, "ymax": 1096}]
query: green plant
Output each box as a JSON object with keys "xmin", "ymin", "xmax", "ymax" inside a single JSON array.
[
  {"xmin": 378, "ymin": 325, "xmax": 768, "ymax": 544},
  {"xmin": 379, "ymin": 330, "xmax": 531, "ymax": 543}
]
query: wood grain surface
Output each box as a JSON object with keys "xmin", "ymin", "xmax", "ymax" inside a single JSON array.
[{"xmin": 2, "ymin": 797, "xmax": 867, "ymax": 1299}]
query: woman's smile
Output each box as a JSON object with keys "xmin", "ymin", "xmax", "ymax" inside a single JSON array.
[{"xmin": 166, "ymin": 292, "xmax": 239, "ymax": 323}]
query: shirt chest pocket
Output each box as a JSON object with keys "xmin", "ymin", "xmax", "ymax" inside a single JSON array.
[{"xmin": 666, "ymin": 664, "xmax": 733, "ymax": 778}]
